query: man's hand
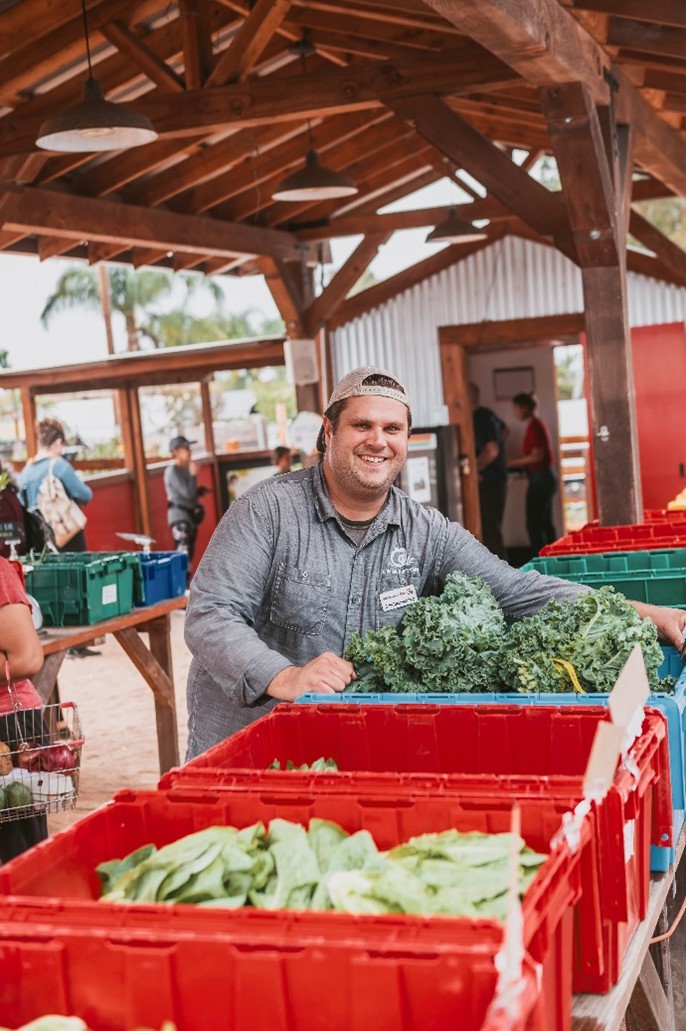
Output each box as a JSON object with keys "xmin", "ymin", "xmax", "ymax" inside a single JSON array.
[
  {"xmin": 629, "ymin": 601, "xmax": 686, "ymax": 650},
  {"xmin": 267, "ymin": 653, "xmax": 356, "ymax": 702}
]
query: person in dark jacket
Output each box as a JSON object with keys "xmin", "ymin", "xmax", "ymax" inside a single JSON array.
[
  {"xmin": 470, "ymin": 383, "xmax": 508, "ymax": 560},
  {"xmin": 164, "ymin": 435, "xmax": 210, "ymax": 571}
]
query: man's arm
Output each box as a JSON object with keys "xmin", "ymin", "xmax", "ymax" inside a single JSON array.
[
  {"xmin": 185, "ymin": 493, "xmax": 352, "ymax": 706},
  {"xmin": 628, "ymin": 600, "xmax": 686, "ymax": 650}
]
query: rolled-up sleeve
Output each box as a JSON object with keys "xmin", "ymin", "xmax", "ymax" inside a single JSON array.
[
  {"xmin": 184, "ymin": 494, "xmax": 292, "ymax": 706},
  {"xmin": 438, "ymin": 522, "xmax": 588, "ymax": 620}
]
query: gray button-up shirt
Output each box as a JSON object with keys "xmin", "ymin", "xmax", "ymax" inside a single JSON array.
[{"xmin": 184, "ymin": 464, "xmax": 585, "ymax": 758}]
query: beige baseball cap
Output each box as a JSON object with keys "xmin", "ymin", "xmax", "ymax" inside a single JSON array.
[{"xmin": 316, "ymin": 365, "xmax": 411, "ymax": 453}]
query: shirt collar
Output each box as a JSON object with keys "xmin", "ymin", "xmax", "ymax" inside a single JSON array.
[{"xmin": 311, "ymin": 462, "xmax": 402, "ymax": 530}]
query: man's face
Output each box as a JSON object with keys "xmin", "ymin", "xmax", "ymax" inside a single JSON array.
[
  {"xmin": 174, "ymin": 446, "xmax": 192, "ymax": 466},
  {"xmin": 323, "ymin": 395, "xmax": 409, "ymax": 501}
]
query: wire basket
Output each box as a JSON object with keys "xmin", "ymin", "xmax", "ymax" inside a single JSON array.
[{"xmin": 0, "ymin": 664, "xmax": 84, "ymax": 825}]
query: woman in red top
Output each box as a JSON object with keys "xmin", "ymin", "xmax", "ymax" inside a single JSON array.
[
  {"xmin": 0, "ymin": 555, "xmax": 48, "ymax": 862},
  {"xmin": 509, "ymin": 392, "xmax": 559, "ymax": 554}
]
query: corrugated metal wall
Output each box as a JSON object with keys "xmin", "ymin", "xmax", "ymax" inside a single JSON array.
[{"xmin": 330, "ymin": 236, "xmax": 686, "ymax": 425}]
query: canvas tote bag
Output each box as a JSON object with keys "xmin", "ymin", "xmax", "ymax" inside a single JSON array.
[{"xmin": 36, "ymin": 460, "xmax": 87, "ymax": 549}]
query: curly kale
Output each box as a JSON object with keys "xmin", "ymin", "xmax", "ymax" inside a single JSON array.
[
  {"xmin": 344, "ymin": 572, "xmax": 505, "ymax": 694},
  {"xmin": 344, "ymin": 577, "xmax": 667, "ymax": 696},
  {"xmin": 498, "ymin": 586, "xmax": 664, "ymax": 694}
]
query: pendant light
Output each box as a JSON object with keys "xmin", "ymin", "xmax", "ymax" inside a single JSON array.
[
  {"xmin": 425, "ymin": 207, "xmax": 488, "ymax": 245},
  {"xmin": 272, "ymin": 146, "xmax": 358, "ymax": 202},
  {"xmin": 272, "ymin": 37, "xmax": 357, "ymax": 203},
  {"xmin": 36, "ymin": 0, "xmax": 157, "ymax": 152}
]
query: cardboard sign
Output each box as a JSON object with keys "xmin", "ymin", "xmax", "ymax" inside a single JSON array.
[
  {"xmin": 583, "ymin": 721, "xmax": 626, "ymax": 801},
  {"xmin": 608, "ymin": 644, "xmax": 650, "ymax": 734}
]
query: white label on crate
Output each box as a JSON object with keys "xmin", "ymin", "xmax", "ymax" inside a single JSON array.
[
  {"xmin": 624, "ymin": 820, "xmax": 636, "ymax": 863},
  {"xmin": 102, "ymin": 583, "xmax": 118, "ymax": 606}
]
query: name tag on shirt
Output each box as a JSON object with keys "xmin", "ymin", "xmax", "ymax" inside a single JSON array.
[{"xmin": 379, "ymin": 585, "xmax": 418, "ymax": 612}]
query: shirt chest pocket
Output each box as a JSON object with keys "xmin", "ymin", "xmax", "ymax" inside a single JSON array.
[
  {"xmin": 270, "ymin": 564, "xmax": 332, "ymax": 635},
  {"xmin": 375, "ymin": 571, "xmax": 422, "ymax": 629}
]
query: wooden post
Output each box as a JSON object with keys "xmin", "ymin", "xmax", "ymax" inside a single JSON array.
[
  {"xmin": 199, "ymin": 376, "xmax": 221, "ymax": 509},
  {"xmin": 541, "ymin": 81, "xmax": 642, "ymax": 525},
  {"xmin": 21, "ymin": 387, "xmax": 37, "ymax": 457},
  {"xmin": 126, "ymin": 386, "xmax": 153, "ymax": 538},
  {"xmin": 439, "ymin": 330, "xmax": 482, "ymax": 539}
]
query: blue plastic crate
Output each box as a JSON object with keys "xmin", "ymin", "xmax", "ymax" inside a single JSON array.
[
  {"xmin": 298, "ymin": 645, "xmax": 686, "ymax": 872},
  {"xmin": 135, "ymin": 551, "xmax": 188, "ymax": 606}
]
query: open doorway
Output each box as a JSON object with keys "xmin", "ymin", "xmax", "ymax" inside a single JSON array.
[{"xmin": 554, "ymin": 343, "xmax": 592, "ymax": 531}]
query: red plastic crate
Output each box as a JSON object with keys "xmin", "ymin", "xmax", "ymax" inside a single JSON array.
[
  {"xmin": 540, "ymin": 521, "xmax": 686, "ymax": 555},
  {"xmin": 162, "ymin": 704, "xmax": 671, "ymax": 994},
  {"xmin": 0, "ymin": 787, "xmax": 586, "ymax": 1031},
  {"xmin": 0, "ymin": 915, "xmax": 545, "ymax": 1031}
]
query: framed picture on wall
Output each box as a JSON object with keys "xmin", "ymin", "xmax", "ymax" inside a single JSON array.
[{"xmin": 493, "ymin": 366, "xmax": 535, "ymax": 400}]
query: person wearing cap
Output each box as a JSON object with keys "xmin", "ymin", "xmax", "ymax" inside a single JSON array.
[
  {"xmin": 183, "ymin": 366, "xmax": 686, "ymax": 759},
  {"xmin": 164, "ymin": 435, "xmax": 210, "ymax": 571}
]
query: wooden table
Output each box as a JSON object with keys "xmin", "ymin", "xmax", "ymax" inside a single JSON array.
[
  {"xmin": 572, "ymin": 826, "xmax": 686, "ymax": 1031},
  {"xmin": 32, "ymin": 596, "xmax": 187, "ymax": 775}
]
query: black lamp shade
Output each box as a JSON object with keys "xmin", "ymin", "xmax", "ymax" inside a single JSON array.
[
  {"xmin": 36, "ymin": 78, "xmax": 158, "ymax": 152},
  {"xmin": 425, "ymin": 207, "xmax": 489, "ymax": 244},
  {"xmin": 272, "ymin": 150, "xmax": 358, "ymax": 202}
]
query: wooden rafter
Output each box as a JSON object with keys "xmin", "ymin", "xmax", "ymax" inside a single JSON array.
[
  {"xmin": 99, "ymin": 21, "xmax": 185, "ymax": 93},
  {"xmin": 387, "ymin": 95, "xmax": 574, "ymax": 257},
  {"xmin": 179, "ymin": 0, "xmax": 215, "ymax": 90},
  {"xmin": 304, "ymin": 232, "xmax": 389, "ymax": 335},
  {"xmin": 569, "ymin": 1, "xmax": 686, "ymax": 29},
  {"xmin": 329, "ymin": 226, "xmax": 503, "ymax": 329},
  {"xmin": 422, "ymin": 0, "xmax": 686, "ymax": 196},
  {"xmin": 207, "ymin": 0, "xmax": 293, "ymax": 86},
  {"xmin": 629, "ymin": 210, "xmax": 686, "ymax": 287}
]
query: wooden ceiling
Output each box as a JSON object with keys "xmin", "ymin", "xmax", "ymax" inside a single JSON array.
[{"xmin": 1, "ymin": 0, "xmax": 685, "ymax": 326}]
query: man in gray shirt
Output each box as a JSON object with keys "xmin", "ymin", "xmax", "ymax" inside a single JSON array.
[
  {"xmin": 184, "ymin": 366, "xmax": 686, "ymax": 759},
  {"xmin": 164, "ymin": 434, "xmax": 210, "ymax": 573}
]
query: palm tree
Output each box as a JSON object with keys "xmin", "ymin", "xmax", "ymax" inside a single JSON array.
[{"xmin": 40, "ymin": 265, "xmax": 225, "ymax": 352}]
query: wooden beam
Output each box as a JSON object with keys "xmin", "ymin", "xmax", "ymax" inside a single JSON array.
[
  {"xmin": 294, "ymin": 199, "xmax": 515, "ymax": 242},
  {"xmin": 0, "ymin": 184, "xmax": 301, "ymax": 262},
  {"xmin": 629, "ymin": 210, "xmax": 686, "ymax": 287},
  {"xmin": 439, "ymin": 313, "xmax": 586, "ymax": 349},
  {"xmin": 329, "ymin": 229, "xmax": 500, "ymax": 329},
  {"xmin": 304, "ymin": 233, "xmax": 388, "ymax": 336},
  {"xmin": 607, "ymin": 18, "xmax": 686, "ymax": 62},
  {"xmin": 438, "ymin": 333, "xmax": 482, "ymax": 540},
  {"xmin": 258, "ymin": 256, "xmax": 305, "ymax": 336},
  {"xmin": 541, "ymin": 82, "xmax": 619, "ymax": 266},
  {"xmin": 179, "ymin": 0, "xmax": 215, "ymax": 90},
  {"xmin": 207, "ymin": 0, "xmax": 293, "ymax": 86},
  {"xmin": 71, "ymin": 47, "xmax": 517, "ymax": 143},
  {"xmin": 422, "ymin": 0, "xmax": 686, "ymax": 197},
  {"xmin": 387, "ymin": 95, "xmax": 574, "ymax": 256},
  {"xmin": 570, "ymin": 0, "xmax": 686, "ymax": 29},
  {"xmin": 99, "ymin": 21, "xmax": 185, "ymax": 93},
  {"xmin": 626, "ymin": 949, "xmax": 675, "ymax": 1031}
]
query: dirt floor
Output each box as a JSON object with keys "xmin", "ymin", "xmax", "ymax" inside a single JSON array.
[{"xmin": 47, "ymin": 607, "xmax": 190, "ymax": 836}]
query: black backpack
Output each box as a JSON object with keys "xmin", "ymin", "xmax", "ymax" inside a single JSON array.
[{"xmin": 0, "ymin": 484, "xmax": 27, "ymax": 557}]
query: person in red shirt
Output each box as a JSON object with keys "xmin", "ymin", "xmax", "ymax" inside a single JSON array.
[
  {"xmin": 0, "ymin": 555, "xmax": 48, "ymax": 862},
  {"xmin": 509, "ymin": 392, "xmax": 558, "ymax": 554}
]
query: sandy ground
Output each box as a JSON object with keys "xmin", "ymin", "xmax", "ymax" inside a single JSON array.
[{"xmin": 47, "ymin": 608, "xmax": 190, "ymax": 836}]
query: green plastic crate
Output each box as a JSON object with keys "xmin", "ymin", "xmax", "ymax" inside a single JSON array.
[
  {"xmin": 523, "ymin": 548, "xmax": 686, "ymax": 607},
  {"xmin": 23, "ymin": 552, "xmax": 140, "ymax": 626}
]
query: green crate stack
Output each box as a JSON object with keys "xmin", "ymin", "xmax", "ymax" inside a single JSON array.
[
  {"xmin": 523, "ymin": 548, "xmax": 686, "ymax": 607},
  {"xmin": 23, "ymin": 552, "xmax": 141, "ymax": 626}
]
